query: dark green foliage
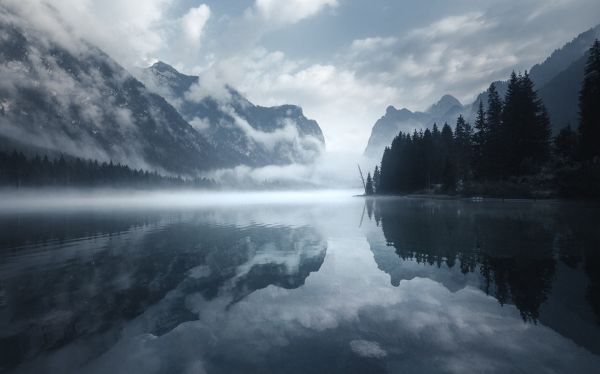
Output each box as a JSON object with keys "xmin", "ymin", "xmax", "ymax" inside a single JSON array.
[
  {"xmin": 578, "ymin": 39, "xmax": 600, "ymax": 162},
  {"xmin": 372, "ymin": 166, "xmax": 380, "ymax": 193},
  {"xmin": 365, "ymin": 172, "xmax": 374, "ymax": 195},
  {"xmin": 454, "ymin": 115, "xmax": 473, "ymax": 182},
  {"xmin": 377, "ymin": 123, "xmax": 459, "ymax": 194},
  {"xmin": 374, "ymin": 62, "xmax": 598, "ymax": 197},
  {"xmin": 472, "ymin": 100, "xmax": 487, "ymax": 178},
  {"xmin": 501, "ymin": 71, "xmax": 551, "ymax": 176},
  {"xmin": 554, "ymin": 125, "xmax": 578, "ymax": 163},
  {"xmin": 0, "ymin": 151, "xmax": 214, "ymax": 189}
]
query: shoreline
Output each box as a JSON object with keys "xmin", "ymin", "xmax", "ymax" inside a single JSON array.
[{"xmin": 354, "ymin": 193, "xmax": 598, "ymax": 203}]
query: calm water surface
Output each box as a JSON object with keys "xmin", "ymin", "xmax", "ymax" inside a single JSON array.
[{"xmin": 0, "ymin": 191, "xmax": 599, "ymax": 373}]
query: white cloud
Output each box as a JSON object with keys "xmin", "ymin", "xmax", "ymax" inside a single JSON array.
[
  {"xmin": 252, "ymin": 0, "xmax": 338, "ymax": 25},
  {"xmin": 181, "ymin": 4, "xmax": 211, "ymax": 44},
  {"xmin": 351, "ymin": 36, "xmax": 398, "ymax": 52},
  {"xmin": 409, "ymin": 12, "xmax": 492, "ymax": 39},
  {"xmin": 2, "ymin": 0, "xmax": 173, "ymax": 66},
  {"xmin": 4, "ymin": 0, "xmax": 600, "ymax": 157}
]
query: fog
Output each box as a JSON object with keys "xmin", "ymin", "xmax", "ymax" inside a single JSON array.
[
  {"xmin": 0, "ymin": 188, "xmax": 362, "ymax": 212},
  {"xmin": 203, "ymin": 151, "xmax": 370, "ymax": 189}
]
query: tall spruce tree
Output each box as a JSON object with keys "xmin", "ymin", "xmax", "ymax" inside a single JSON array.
[
  {"xmin": 365, "ymin": 172, "xmax": 374, "ymax": 195},
  {"xmin": 501, "ymin": 71, "xmax": 550, "ymax": 175},
  {"xmin": 373, "ymin": 166, "xmax": 380, "ymax": 193},
  {"xmin": 454, "ymin": 115, "xmax": 473, "ymax": 182},
  {"xmin": 554, "ymin": 125, "xmax": 578, "ymax": 163},
  {"xmin": 472, "ymin": 100, "xmax": 488, "ymax": 178},
  {"xmin": 486, "ymin": 83, "xmax": 503, "ymax": 179},
  {"xmin": 579, "ymin": 39, "xmax": 600, "ymax": 162}
]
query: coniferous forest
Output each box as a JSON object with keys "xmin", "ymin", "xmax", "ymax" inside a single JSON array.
[
  {"xmin": 0, "ymin": 151, "xmax": 215, "ymax": 189},
  {"xmin": 372, "ymin": 40, "xmax": 600, "ymax": 198}
]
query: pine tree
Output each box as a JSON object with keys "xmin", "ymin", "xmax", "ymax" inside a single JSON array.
[
  {"xmin": 579, "ymin": 39, "xmax": 600, "ymax": 162},
  {"xmin": 454, "ymin": 115, "xmax": 473, "ymax": 182},
  {"xmin": 486, "ymin": 83, "xmax": 503, "ymax": 179},
  {"xmin": 373, "ymin": 166, "xmax": 380, "ymax": 193},
  {"xmin": 365, "ymin": 172, "xmax": 374, "ymax": 195},
  {"xmin": 473, "ymin": 100, "xmax": 487, "ymax": 178},
  {"xmin": 501, "ymin": 71, "xmax": 550, "ymax": 175},
  {"xmin": 553, "ymin": 125, "xmax": 578, "ymax": 163}
]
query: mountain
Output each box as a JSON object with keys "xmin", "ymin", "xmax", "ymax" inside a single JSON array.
[
  {"xmin": 468, "ymin": 24, "xmax": 600, "ymax": 131},
  {"xmin": 363, "ymin": 95, "xmax": 468, "ymax": 159},
  {"xmin": 136, "ymin": 62, "xmax": 325, "ymax": 167},
  {"xmin": 0, "ymin": 6, "xmax": 325, "ymax": 177},
  {"xmin": 0, "ymin": 7, "xmax": 230, "ymax": 174},
  {"xmin": 529, "ymin": 25, "xmax": 600, "ymax": 88},
  {"xmin": 538, "ymin": 54, "xmax": 587, "ymax": 130},
  {"xmin": 365, "ymin": 24, "xmax": 600, "ymax": 159}
]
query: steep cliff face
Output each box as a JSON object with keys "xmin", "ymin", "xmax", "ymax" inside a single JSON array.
[
  {"xmin": 0, "ymin": 8, "xmax": 223, "ymax": 174},
  {"xmin": 137, "ymin": 62, "xmax": 326, "ymax": 167},
  {"xmin": 0, "ymin": 6, "xmax": 326, "ymax": 175}
]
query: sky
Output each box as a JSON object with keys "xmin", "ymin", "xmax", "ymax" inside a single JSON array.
[{"xmin": 13, "ymin": 0, "xmax": 600, "ymax": 153}]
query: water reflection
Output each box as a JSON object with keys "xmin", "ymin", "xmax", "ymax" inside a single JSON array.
[
  {"xmin": 0, "ymin": 193, "xmax": 599, "ymax": 373},
  {"xmin": 366, "ymin": 197, "xmax": 600, "ymax": 351},
  {"xmin": 0, "ymin": 208, "xmax": 327, "ymax": 372}
]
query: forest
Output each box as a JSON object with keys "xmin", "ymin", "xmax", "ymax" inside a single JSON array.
[
  {"xmin": 0, "ymin": 151, "xmax": 215, "ymax": 189},
  {"xmin": 367, "ymin": 40, "xmax": 600, "ymax": 198}
]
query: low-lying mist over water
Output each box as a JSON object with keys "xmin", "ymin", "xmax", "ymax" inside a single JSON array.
[
  {"xmin": 1, "ymin": 193, "xmax": 599, "ymax": 373},
  {"xmin": 0, "ymin": 189, "xmax": 362, "ymax": 211}
]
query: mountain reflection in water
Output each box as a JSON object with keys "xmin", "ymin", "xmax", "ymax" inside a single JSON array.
[{"xmin": 0, "ymin": 192, "xmax": 599, "ymax": 373}]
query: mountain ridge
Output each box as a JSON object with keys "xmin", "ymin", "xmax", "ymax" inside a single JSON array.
[
  {"xmin": 137, "ymin": 61, "xmax": 325, "ymax": 167},
  {"xmin": 364, "ymin": 24, "xmax": 600, "ymax": 159}
]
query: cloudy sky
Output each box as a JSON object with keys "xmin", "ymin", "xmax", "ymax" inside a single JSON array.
[{"xmin": 22, "ymin": 0, "xmax": 600, "ymax": 153}]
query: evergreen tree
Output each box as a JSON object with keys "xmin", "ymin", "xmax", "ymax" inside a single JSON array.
[
  {"xmin": 554, "ymin": 125, "xmax": 578, "ymax": 163},
  {"xmin": 579, "ymin": 39, "xmax": 600, "ymax": 162},
  {"xmin": 373, "ymin": 166, "xmax": 380, "ymax": 193},
  {"xmin": 431, "ymin": 123, "xmax": 443, "ymax": 183},
  {"xmin": 486, "ymin": 83, "xmax": 503, "ymax": 179},
  {"xmin": 501, "ymin": 71, "xmax": 551, "ymax": 175},
  {"xmin": 379, "ymin": 147, "xmax": 393, "ymax": 194},
  {"xmin": 0, "ymin": 151, "xmax": 215, "ymax": 189},
  {"xmin": 472, "ymin": 100, "xmax": 488, "ymax": 178},
  {"xmin": 365, "ymin": 172, "xmax": 374, "ymax": 195},
  {"xmin": 501, "ymin": 71, "xmax": 521, "ymax": 177},
  {"xmin": 454, "ymin": 115, "xmax": 473, "ymax": 182}
]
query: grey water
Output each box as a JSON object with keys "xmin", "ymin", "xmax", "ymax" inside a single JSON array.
[{"xmin": 0, "ymin": 191, "xmax": 599, "ymax": 373}]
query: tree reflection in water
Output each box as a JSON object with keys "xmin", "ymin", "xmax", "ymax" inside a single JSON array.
[{"xmin": 367, "ymin": 198, "xmax": 600, "ymax": 325}]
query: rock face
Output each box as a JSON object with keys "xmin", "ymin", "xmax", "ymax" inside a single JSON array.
[
  {"xmin": 137, "ymin": 62, "xmax": 325, "ymax": 167},
  {"xmin": 364, "ymin": 24, "xmax": 600, "ymax": 159},
  {"xmin": 363, "ymin": 95, "xmax": 468, "ymax": 159},
  {"xmin": 0, "ymin": 7, "xmax": 225, "ymax": 174},
  {"xmin": 0, "ymin": 6, "xmax": 325, "ymax": 175}
]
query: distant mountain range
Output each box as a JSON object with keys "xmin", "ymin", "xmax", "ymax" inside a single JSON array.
[
  {"xmin": 364, "ymin": 24, "xmax": 600, "ymax": 159},
  {"xmin": 136, "ymin": 62, "xmax": 325, "ymax": 167},
  {"xmin": 0, "ymin": 5, "xmax": 324, "ymax": 175},
  {"xmin": 364, "ymin": 94, "xmax": 469, "ymax": 159}
]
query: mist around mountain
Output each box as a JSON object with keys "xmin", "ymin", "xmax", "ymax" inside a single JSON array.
[
  {"xmin": 0, "ymin": 7, "xmax": 228, "ymax": 175},
  {"xmin": 136, "ymin": 62, "xmax": 325, "ymax": 168},
  {"xmin": 0, "ymin": 5, "xmax": 326, "ymax": 187},
  {"xmin": 364, "ymin": 24, "xmax": 600, "ymax": 160}
]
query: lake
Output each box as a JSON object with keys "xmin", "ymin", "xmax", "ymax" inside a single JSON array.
[{"xmin": 0, "ymin": 190, "xmax": 599, "ymax": 373}]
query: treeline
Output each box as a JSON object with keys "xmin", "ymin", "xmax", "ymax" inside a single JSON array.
[
  {"xmin": 0, "ymin": 151, "xmax": 215, "ymax": 189},
  {"xmin": 369, "ymin": 40, "xmax": 600, "ymax": 198}
]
